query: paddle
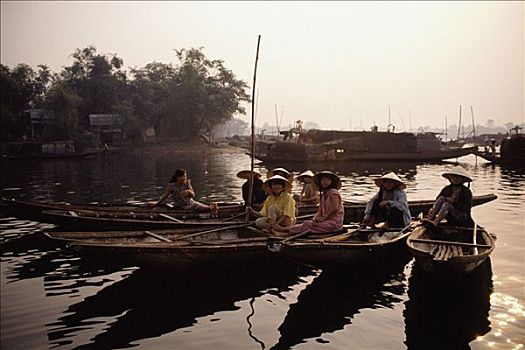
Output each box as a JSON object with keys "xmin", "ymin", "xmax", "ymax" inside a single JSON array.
[
  {"xmin": 144, "ymin": 231, "xmax": 172, "ymax": 242},
  {"xmin": 170, "ymin": 222, "xmax": 254, "ymax": 242},
  {"xmin": 159, "ymin": 213, "xmax": 183, "ymax": 223},
  {"xmin": 472, "ymin": 221, "xmax": 479, "ymax": 255}
]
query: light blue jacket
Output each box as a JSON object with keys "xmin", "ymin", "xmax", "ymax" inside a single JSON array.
[{"xmin": 364, "ymin": 188, "xmax": 411, "ymax": 226}]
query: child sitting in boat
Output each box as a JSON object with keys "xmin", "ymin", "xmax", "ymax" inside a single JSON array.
[
  {"xmin": 293, "ymin": 170, "xmax": 320, "ymax": 206},
  {"xmin": 248, "ymin": 175, "xmax": 296, "ymax": 231},
  {"xmin": 271, "ymin": 171, "xmax": 344, "ymax": 237},
  {"xmin": 361, "ymin": 172, "xmax": 411, "ymax": 229},
  {"xmin": 150, "ymin": 169, "xmax": 218, "ymax": 214},
  {"xmin": 237, "ymin": 169, "xmax": 267, "ymax": 209},
  {"xmin": 424, "ymin": 166, "xmax": 474, "ymax": 227}
]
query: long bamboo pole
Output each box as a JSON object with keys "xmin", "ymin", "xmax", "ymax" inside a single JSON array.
[{"xmin": 246, "ymin": 35, "xmax": 261, "ymax": 222}]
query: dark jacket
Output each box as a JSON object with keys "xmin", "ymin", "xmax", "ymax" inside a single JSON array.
[
  {"xmin": 242, "ymin": 178, "xmax": 267, "ymax": 205},
  {"xmin": 437, "ymin": 184, "xmax": 473, "ymax": 213}
]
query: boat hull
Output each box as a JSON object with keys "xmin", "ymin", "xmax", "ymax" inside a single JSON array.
[{"xmin": 406, "ymin": 225, "xmax": 495, "ymax": 274}]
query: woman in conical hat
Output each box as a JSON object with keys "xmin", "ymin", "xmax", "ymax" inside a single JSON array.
[
  {"xmin": 424, "ymin": 166, "xmax": 474, "ymax": 227},
  {"xmin": 150, "ymin": 168, "xmax": 218, "ymax": 215},
  {"xmin": 271, "ymin": 171, "xmax": 344, "ymax": 237},
  {"xmin": 248, "ymin": 175, "xmax": 296, "ymax": 231},
  {"xmin": 294, "ymin": 170, "xmax": 319, "ymax": 205},
  {"xmin": 266, "ymin": 167, "xmax": 294, "ymax": 193},
  {"xmin": 236, "ymin": 170, "xmax": 267, "ymax": 208},
  {"xmin": 362, "ymin": 172, "xmax": 411, "ymax": 229}
]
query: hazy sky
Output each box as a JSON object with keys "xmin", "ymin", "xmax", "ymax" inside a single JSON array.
[{"xmin": 1, "ymin": 1, "xmax": 523, "ymax": 130}]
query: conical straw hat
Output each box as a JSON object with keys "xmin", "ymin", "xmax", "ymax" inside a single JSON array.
[
  {"xmin": 264, "ymin": 175, "xmax": 293, "ymax": 192},
  {"xmin": 236, "ymin": 170, "xmax": 261, "ymax": 179},
  {"xmin": 442, "ymin": 166, "xmax": 473, "ymax": 182},
  {"xmin": 314, "ymin": 171, "xmax": 342, "ymax": 190},
  {"xmin": 267, "ymin": 167, "xmax": 291, "ymax": 178},
  {"xmin": 297, "ymin": 170, "xmax": 315, "ymax": 182},
  {"xmin": 374, "ymin": 172, "xmax": 406, "ymax": 190}
]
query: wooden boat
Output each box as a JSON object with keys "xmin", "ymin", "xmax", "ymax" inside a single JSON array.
[
  {"xmin": 0, "ymin": 197, "xmax": 244, "ymax": 221},
  {"xmin": 254, "ymin": 127, "xmax": 476, "ymax": 163},
  {"xmin": 41, "ymin": 209, "xmax": 247, "ymax": 231},
  {"xmin": 406, "ymin": 223, "xmax": 495, "ymax": 273},
  {"xmin": 475, "ymin": 126, "xmax": 525, "ymax": 167},
  {"xmin": 268, "ymin": 221, "xmax": 420, "ymax": 270},
  {"xmin": 1, "ymin": 193, "xmax": 497, "ymax": 225},
  {"xmin": 43, "ymin": 224, "xmax": 283, "ymax": 269}
]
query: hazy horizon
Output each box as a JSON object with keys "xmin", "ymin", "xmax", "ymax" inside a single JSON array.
[{"xmin": 1, "ymin": 1, "xmax": 523, "ymax": 130}]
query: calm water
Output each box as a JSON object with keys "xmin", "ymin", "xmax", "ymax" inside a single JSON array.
[{"xmin": 1, "ymin": 148, "xmax": 524, "ymax": 350}]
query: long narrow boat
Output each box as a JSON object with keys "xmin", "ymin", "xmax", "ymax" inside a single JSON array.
[
  {"xmin": 41, "ymin": 209, "xmax": 247, "ymax": 231},
  {"xmin": 269, "ymin": 222, "xmax": 419, "ymax": 270},
  {"xmin": 1, "ymin": 193, "xmax": 497, "ymax": 225},
  {"xmin": 406, "ymin": 224, "xmax": 495, "ymax": 273},
  {"xmin": 44, "ymin": 225, "xmax": 282, "ymax": 269}
]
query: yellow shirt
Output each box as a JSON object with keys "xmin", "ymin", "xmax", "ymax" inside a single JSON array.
[{"xmin": 260, "ymin": 191, "xmax": 296, "ymax": 220}]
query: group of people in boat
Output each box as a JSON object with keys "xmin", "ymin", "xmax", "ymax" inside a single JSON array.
[{"xmin": 151, "ymin": 165, "xmax": 476, "ymax": 236}]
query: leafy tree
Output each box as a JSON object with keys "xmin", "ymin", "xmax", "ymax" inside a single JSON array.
[
  {"xmin": 42, "ymin": 82, "xmax": 82, "ymax": 140},
  {"xmin": 157, "ymin": 48, "xmax": 250, "ymax": 141},
  {"xmin": 61, "ymin": 46, "xmax": 128, "ymax": 128}
]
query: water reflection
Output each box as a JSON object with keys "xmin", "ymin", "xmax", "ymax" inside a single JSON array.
[
  {"xmin": 403, "ymin": 260, "xmax": 493, "ymax": 349},
  {"xmin": 45, "ymin": 265, "xmax": 310, "ymax": 349},
  {"xmin": 270, "ymin": 258, "xmax": 410, "ymax": 350}
]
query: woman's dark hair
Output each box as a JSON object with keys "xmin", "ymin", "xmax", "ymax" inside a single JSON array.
[
  {"xmin": 318, "ymin": 175, "xmax": 338, "ymax": 191},
  {"xmin": 170, "ymin": 169, "xmax": 187, "ymax": 183}
]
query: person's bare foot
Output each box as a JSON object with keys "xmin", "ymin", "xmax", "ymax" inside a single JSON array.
[{"xmin": 270, "ymin": 228, "xmax": 288, "ymax": 237}]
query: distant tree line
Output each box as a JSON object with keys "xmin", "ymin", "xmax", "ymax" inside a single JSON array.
[{"xmin": 0, "ymin": 46, "xmax": 250, "ymax": 143}]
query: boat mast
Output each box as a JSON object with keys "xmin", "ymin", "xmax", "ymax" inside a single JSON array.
[
  {"xmin": 470, "ymin": 105, "xmax": 476, "ymax": 146},
  {"xmin": 457, "ymin": 105, "xmax": 462, "ymax": 141},
  {"xmin": 445, "ymin": 115, "xmax": 448, "ymax": 144},
  {"xmin": 247, "ymin": 35, "xmax": 261, "ymax": 218}
]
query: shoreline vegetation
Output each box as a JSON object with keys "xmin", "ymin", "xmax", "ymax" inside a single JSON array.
[{"xmin": 1, "ymin": 46, "xmax": 251, "ymax": 151}]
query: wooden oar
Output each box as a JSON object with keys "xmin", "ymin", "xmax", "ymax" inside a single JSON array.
[
  {"xmin": 410, "ymin": 238, "xmax": 491, "ymax": 249},
  {"xmin": 144, "ymin": 231, "xmax": 172, "ymax": 242},
  {"xmin": 170, "ymin": 222, "xmax": 254, "ymax": 242},
  {"xmin": 472, "ymin": 221, "xmax": 479, "ymax": 255},
  {"xmin": 159, "ymin": 213, "xmax": 183, "ymax": 223},
  {"xmin": 221, "ymin": 212, "xmax": 246, "ymax": 222}
]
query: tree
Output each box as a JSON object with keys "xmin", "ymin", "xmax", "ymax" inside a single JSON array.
[
  {"xmin": 42, "ymin": 82, "xmax": 82, "ymax": 140},
  {"xmin": 157, "ymin": 48, "xmax": 250, "ymax": 141},
  {"xmin": 60, "ymin": 46, "xmax": 128, "ymax": 129}
]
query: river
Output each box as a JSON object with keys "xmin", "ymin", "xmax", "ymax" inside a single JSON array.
[{"xmin": 1, "ymin": 148, "xmax": 524, "ymax": 349}]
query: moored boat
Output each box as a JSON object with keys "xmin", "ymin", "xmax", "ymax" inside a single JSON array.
[
  {"xmin": 41, "ymin": 209, "xmax": 247, "ymax": 231},
  {"xmin": 268, "ymin": 221, "xmax": 420, "ymax": 270},
  {"xmin": 1, "ymin": 193, "xmax": 497, "ymax": 225},
  {"xmin": 406, "ymin": 224, "xmax": 495, "ymax": 273},
  {"xmin": 43, "ymin": 224, "xmax": 282, "ymax": 269}
]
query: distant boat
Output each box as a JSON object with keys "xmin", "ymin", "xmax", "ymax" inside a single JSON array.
[
  {"xmin": 254, "ymin": 127, "xmax": 475, "ymax": 163},
  {"xmin": 475, "ymin": 126, "xmax": 525, "ymax": 166}
]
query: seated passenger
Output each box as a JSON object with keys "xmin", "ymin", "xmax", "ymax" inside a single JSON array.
[
  {"xmin": 237, "ymin": 169, "xmax": 267, "ymax": 209},
  {"xmin": 361, "ymin": 172, "xmax": 411, "ymax": 229},
  {"xmin": 424, "ymin": 166, "xmax": 474, "ymax": 227},
  {"xmin": 248, "ymin": 175, "xmax": 296, "ymax": 231},
  {"xmin": 272, "ymin": 171, "xmax": 344, "ymax": 237},
  {"xmin": 293, "ymin": 170, "xmax": 320, "ymax": 205},
  {"xmin": 150, "ymin": 168, "xmax": 218, "ymax": 214}
]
